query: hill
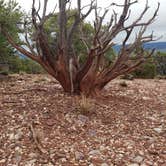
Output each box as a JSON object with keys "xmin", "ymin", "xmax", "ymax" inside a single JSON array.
[{"xmin": 113, "ymin": 42, "xmax": 166, "ymax": 53}]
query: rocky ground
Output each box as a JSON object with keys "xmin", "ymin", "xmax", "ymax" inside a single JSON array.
[{"xmin": 0, "ymin": 74, "xmax": 165, "ymax": 166}]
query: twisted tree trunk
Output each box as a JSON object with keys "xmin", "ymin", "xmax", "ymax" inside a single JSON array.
[{"xmin": 1, "ymin": 0, "xmax": 160, "ymax": 97}]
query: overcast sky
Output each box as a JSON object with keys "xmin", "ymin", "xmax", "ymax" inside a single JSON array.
[{"xmin": 16, "ymin": 0, "xmax": 166, "ymax": 42}]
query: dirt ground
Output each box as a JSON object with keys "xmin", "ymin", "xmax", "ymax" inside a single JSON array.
[{"xmin": 0, "ymin": 74, "xmax": 165, "ymax": 166}]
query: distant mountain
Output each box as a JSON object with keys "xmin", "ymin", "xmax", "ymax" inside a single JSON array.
[
  {"xmin": 144, "ymin": 42, "xmax": 166, "ymax": 52},
  {"xmin": 113, "ymin": 42, "xmax": 166, "ymax": 53}
]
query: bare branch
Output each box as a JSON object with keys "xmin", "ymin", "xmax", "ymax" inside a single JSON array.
[
  {"xmin": 2, "ymin": 29, "xmax": 41, "ymax": 63},
  {"xmin": 24, "ymin": 21, "xmax": 37, "ymax": 55}
]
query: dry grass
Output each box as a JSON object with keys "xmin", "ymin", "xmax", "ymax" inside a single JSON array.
[{"xmin": 77, "ymin": 94, "xmax": 93, "ymax": 115}]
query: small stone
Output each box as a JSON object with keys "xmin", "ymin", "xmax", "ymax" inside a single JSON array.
[
  {"xmin": 28, "ymin": 153, "xmax": 38, "ymax": 159},
  {"xmin": 0, "ymin": 159, "xmax": 5, "ymax": 163},
  {"xmin": 89, "ymin": 164, "xmax": 94, "ymax": 166},
  {"xmin": 128, "ymin": 164, "xmax": 139, "ymax": 166},
  {"xmin": 78, "ymin": 114, "xmax": 89, "ymax": 122},
  {"xmin": 15, "ymin": 146, "xmax": 23, "ymax": 154},
  {"xmin": 132, "ymin": 156, "xmax": 144, "ymax": 163},
  {"xmin": 43, "ymin": 163, "xmax": 54, "ymax": 166},
  {"xmin": 154, "ymin": 127, "xmax": 162, "ymax": 133},
  {"xmin": 25, "ymin": 159, "xmax": 37, "ymax": 166},
  {"xmin": 88, "ymin": 129, "xmax": 96, "ymax": 137},
  {"xmin": 100, "ymin": 146, "xmax": 106, "ymax": 151},
  {"xmin": 142, "ymin": 96, "xmax": 151, "ymax": 100},
  {"xmin": 140, "ymin": 164, "xmax": 147, "ymax": 166},
  {"xmin": 77, "ymin": 114, "xmax": 89, "ymax": 126},
  {"xmin": 15, "ymin": 130, "xmax": 23, "ymax": 140},
  {"xmin": 88, "ymin": 150, "xmax": 101, "ymax": 156},
  {"xmin": 61, "ymin": 158, "xmax": 67, "ymax": 162},
  {"xmin": 9, "ymin": 133, "xmax": 15, "ymax": 140},
  {"xmin": 75, "ymin": 151, "xmax": 84, "ymax": 160},
  {"xmin": 101, "ymin": 163, "xmax": 109, "ymax": 166}
]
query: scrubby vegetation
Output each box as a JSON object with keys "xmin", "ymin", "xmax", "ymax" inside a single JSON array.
[
  {"xmin": 128, "ymin": 52, "xmax": 166, "ymax": 79},
  {"xmin": 0, "ymin": 55, "xmax": 44, "ymax": 74}
]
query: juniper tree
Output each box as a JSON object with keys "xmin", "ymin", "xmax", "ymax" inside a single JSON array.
[{"xmin": 0, "ymin": 0, "xmax": 160, "ymax": 96}]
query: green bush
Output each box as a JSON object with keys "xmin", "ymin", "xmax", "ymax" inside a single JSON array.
[
  {"xmin": 21, "ymin": 59, "xmax": 44, "ymax": 74},
  {"xmin": 132, "ymin": 60, "xmax": 156, "ymax": 79},
  {"xmin": 154, "ymin": 52, "xmax": 166, "ymax": 76},
  {"xmin": 0, "ymin": 54, "xmax": 44, "ymax": 74}
]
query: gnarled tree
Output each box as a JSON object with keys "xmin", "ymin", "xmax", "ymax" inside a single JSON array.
[{"xmin": 0, "ymin": 0, "xmax": 160, "ymax": 96}]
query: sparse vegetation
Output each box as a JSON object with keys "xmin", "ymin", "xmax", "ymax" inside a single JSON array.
[
  {"xmin": 132, "ymin": 59, "xmax": 156, "ymax": 79},
  {"xmin": 77, "ymin": 95, "xmax": 93, "ymax": 115}
]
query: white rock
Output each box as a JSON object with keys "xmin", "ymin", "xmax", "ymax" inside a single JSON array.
[
  {"xmin": 15, "ymin": 130, "xmax": 23, "ymax": 140},
  {"xmin": 28, "ymin": 153, "xmax": 38, "ymax": 159},
  {"xmin": 89, "ymin": 164, "xmax": 94, "ymax": 166},
  {"xmin": 15, "ymin": 146, "xmax": 23, "ymax": 154},
  {"xmin": 101, "ymin": 163, "xmax": 109, "ymax": 166},
  {"xmin": 88, "ymin": 150, "xmax": 101, "ymax": 156},
  {"xmin": 9, "ymin": 133, "xmax": 15, "ymax": 140},
  {"xmin": 25, "ymin": 159, "xmax": 37, "ymax": 166},
  {"xmin": 154, "ymin": 127, "xmax": 162, "ymax": 133},
  {"xmin": 75, "ymin": 151, "xmax": 84, "ymax": 160},
  {"xmin": 142, "ymin": 96, "xmax": 151, "ymax": 100},
  {"xmin": 100, "ymin": 145, "xmax": 106, "ymax": 151},
  {"xmin": 61, "ymin": 158, "xmax": 67, "ymax": 162},
  {"xmin": 128, "ymin": 164, "xmax": 139, "ymax": 166},
  {"xmin": 0, "ymin": 159, "xmax": 5, "ymax": 163},
  {"xmin": 77, "ymin": 114, "xmax": 89, "ymax": 126},
  {"xmin": 132, "ymin": 156, "xmax": 144, "ymax": 163}
]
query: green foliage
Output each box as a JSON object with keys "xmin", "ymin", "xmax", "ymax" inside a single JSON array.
[
  {"xmin": 44, "ymin": 12, "xmax": 94, "ymax": 64},
  {"xmin": 0, "ymin": 0, "xmax": 23, "ymax": 66},
  {"xmin": 132, "ymin": 59, "xmax": 156, "ymax": 79},
  {"xmin": 0, "ymin": 54, "xmax": 44, "ymax": 74},
  {"xmin": 0, "ymin": 0, "xmax": 23, "ymax": 33},
  {"xmin": 154, "ymin": 52, "xmax": 166, "ymax": 76},
  {"xmin": 21, "ymin": 58, "xmax": 44, "ymax": 74}
]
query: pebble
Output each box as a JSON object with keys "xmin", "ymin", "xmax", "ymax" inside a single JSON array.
[
  {"xmin": 89, "ymin": 164, "xmax": 94, "ymax": 166},
  {"xmin": 101, "ymin": 163, "xmax": 109, "ymax": 166},
  {"xmin": 88, "ymin": 150, "xmax": 101, "ymax": 156},
  {"xmin": 77, "ymin": 114, "xmax": 89, "ymax": 126},
  {"xmin": 15, "ymin": 130, "xmax": 23, "ymax": 140},
  {"xmin": 0, "ymin": 159, "xmax": 5, "ymax": 163},
  {"xmin": 25, "ymin": 159, "xmax": 37, "ymax": 166},
  {"xmin": 88, "ymin": 129, "xmax": 96, "ymax": 137},
  {"xmin": 28, "ymin": 152, "xmax": 38, "ymax": 159},
  {"xmin": 153, "ymin": 127, "xmax": 162, "ymax": 133},
  {"xmin": 75, "ymin": 151, "xmax": 84, "ymax": 160},
  {"xmin": 128, "ymin": 164, "xmax": 139, "ymax": 166},
  {"xmin": 100, "ymin": 145, "xmax": 106, "ymax": 151},
  {"xmin": 132, "ymin": 156, "xmax": 144, "ymax": 163},
  {"xmin": 142, "ymin": 96, "xmax": 151, "ymax": 100}
]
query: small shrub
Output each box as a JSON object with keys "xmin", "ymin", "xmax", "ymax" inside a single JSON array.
[
  {"xmin": 132, "ymin": 60, "xmax": 156, "ymax": 79},
  {"xmin": 78, "ymin": 95, "xmax": 92, "ymax": 115}
]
